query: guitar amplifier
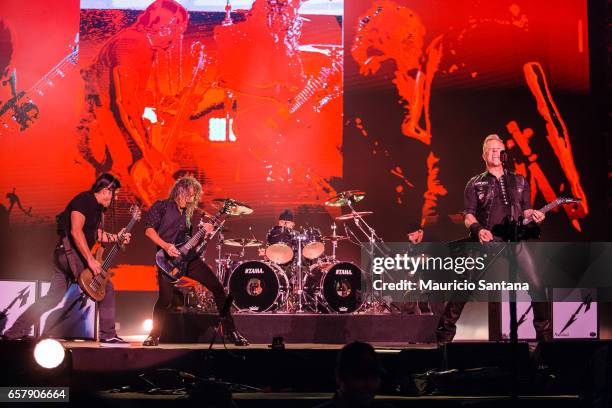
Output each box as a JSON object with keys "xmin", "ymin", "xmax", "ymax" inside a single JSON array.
[
  {"xmin": 39, "ymin": 282, "xmax": 96, "ymax": 340},
  {"xmin": 0, "ymin": 280, "xmax": 37, "ymax": 336}
]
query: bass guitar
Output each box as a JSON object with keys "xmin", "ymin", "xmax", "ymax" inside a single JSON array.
[{"xmin": 78, "ymin": 205, "xmax": 141, "ymax": 301}]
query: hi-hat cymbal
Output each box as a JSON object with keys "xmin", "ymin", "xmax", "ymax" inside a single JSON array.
[
  {"xmin": 324, "ymin": 190, "xmax": 366, "ymax": 207},
  {"xmin": 211, "ymin": 198, "xmax": 253, "ymax": 215},
  {"xmin": 322, "ymin": 235, "xmax": 349, "ymax": 241},
  {"xmin": 222, "ymin": 238, "xmax": 263, "ymax": 248},
  {"xmin": 335, "ymin": 211, "xmax": 373, "ymax": 221}
]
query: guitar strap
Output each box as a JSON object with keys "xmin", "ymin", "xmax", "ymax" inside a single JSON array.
[{"xmin": 59, "ymin": 212, "xmax": 83, "ymax": 280}]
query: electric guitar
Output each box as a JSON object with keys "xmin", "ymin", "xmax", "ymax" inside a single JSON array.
[
  {"xmin": 491, "ymin": 197, "xmax": 582, "ymax": 241},
  {"xmin": 156, "ymin": 201, "xmax": 236, "ymax": 283},
  {"xmin": 0, "ymin": 34, "xmax": 79, "ymax": 135},
  {"xmin": 78, "ymin": 206, "xmax": 141, "ymax": 301}
]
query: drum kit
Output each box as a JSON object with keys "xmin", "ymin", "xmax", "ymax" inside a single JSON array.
[{"xmin": 192, "ymin": 190, "xmax": 392, "ymax": 314}]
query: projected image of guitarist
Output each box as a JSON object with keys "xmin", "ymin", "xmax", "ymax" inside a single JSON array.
[
  {"xmin": 2, "ymin": 174, "xmax": 132, "ymax": 346},
  {"xmin": 142, "ymin": 176, "xmax": 248, "ymax": 347}
]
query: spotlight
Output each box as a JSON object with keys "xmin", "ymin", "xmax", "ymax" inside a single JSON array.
[
  {"xmin": 143, "ymin": 319, "xmax": 153, "ymax": 332},
  {"xmin": 33, "ymin": 339, "xmax": 65, "ymax": 369}
]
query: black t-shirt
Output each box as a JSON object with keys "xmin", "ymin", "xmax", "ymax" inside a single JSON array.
[{"xmin": 61, "ymin": 191, "xmax": 103, "ymax": 249}]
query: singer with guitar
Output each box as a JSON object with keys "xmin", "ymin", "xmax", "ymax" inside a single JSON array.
[
  {"xmin": 2, "ymin": 173, "xmax": 131, "ymax": 346},
  {"xmin": 436, "ymin": 134, "xmax": 553, "ymax": 343},
  {"xmin": 142, "ymin": 176, "xmax": 248, "ymax": 346}
]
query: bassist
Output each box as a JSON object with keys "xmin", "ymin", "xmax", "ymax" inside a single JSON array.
[
  {"xmin": 2, "ymin": 173, "xmax": 131, "ymax": 346},
  {"xmin": 142, "ymin": 176, "xmax": 248, "ymax": 346}
]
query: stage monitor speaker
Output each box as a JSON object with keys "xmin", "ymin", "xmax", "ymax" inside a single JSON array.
[
  {"xmin": 39, "ymin": 282, "xmax": 96, "ymax": 340},
  {"xmin": 535, "ymin": 341, "xmax": 611, "ymax": 395},
  {"xmin": 0, "ymin": 280, "xmax": 37, "ymax": 336},
  {"xmin": 444, "ymin": 342, "xmax": 530, "ymax": 372}
]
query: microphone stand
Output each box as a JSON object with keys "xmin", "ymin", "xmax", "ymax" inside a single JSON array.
[
  {"xmin": 345, "ymin": 200, "xmax": 392, "ymax": 313},
  {"xmin": 208, "ymin": 295, "xmax": 234, "ymax": 350},
  {"xmin": 499, "ymin": 154, "xmax": 520, "ymax": 399}
]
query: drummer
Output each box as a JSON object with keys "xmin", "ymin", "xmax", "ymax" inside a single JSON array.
[
  {"xmin": 259, "ymin": 209, "xmax": 296, "ymax": 259},
  {"xmin": 277, "ymin": 209, "xmax": 296, "ymax": 230}
]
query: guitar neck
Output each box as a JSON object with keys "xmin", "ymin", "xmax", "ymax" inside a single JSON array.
[
  {"xmin": 522, "ymin": 201, "xmax": 558, "ymax": 225},
  {"xmin": 100, "ymin": 216, "xmax": 138, "ymax": 270},
  {"xmin": 182, "ymin": 227, "xmax": 207, "ymax": 251},
  {"xmin": 289, "ymin": 61, "xmax": 341, "ymax": 114},
  {"xmin": 181, "ymin": 212, "xmax": 227, "ymax": 252}
]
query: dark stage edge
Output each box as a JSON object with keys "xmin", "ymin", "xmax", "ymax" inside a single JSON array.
[
  {"xmin": 160, "ymin": 312, "xmax": 440, "ymax": 344},
  {"xmin": 4, "ymin": 341, "xmax": 612, "ymax": 407}
]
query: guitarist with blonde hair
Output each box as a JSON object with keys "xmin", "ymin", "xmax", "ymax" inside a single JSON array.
[
  {"xmin": 2, "ymin": 173, "xmax": 132, "ymax": 346},
  {"xmin": 142, "ymin": 176, "xmax": 248, "ymax": 346},
  {"xmin": 436, "ymin": 135, "xmax": 552, "ymax": 343}
]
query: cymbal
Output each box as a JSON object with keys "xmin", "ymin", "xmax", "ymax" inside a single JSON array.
[
  {"xmin": 211, "ymin": 198, "xmax": 254, "ymax": 215},
  {"xmin": 335, "ymin": 211, "xmax": 373, "ymax": 221},
  {"xmin": 222, "ymin": 238, "xmax": 263, "ymax": 248},
  {"xmin": 324, "ymin": 190, "xmax": 366, "ymax": 207},
  {"xmin": 322, "ymin": 235, "xmax": 349, "ymax": 241}
]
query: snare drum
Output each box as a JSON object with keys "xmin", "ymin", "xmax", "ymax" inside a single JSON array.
[
  {"xmin": 228, "ymin": 260, "xmax": 289, "ymax": 312},
  {"xmin": 265, "ymin": 226, "xmax": 295, "ymax": 264}
]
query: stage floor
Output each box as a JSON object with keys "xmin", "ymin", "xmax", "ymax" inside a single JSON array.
[{"xmin": 64, "ymin": 338, "xmax": 439, "ymax": 350}]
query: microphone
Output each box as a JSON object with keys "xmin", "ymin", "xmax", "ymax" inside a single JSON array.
[
  {"xmin": 500, "ymin": 150, "xmax": 509, "ymax": 175},
  {"xmin": 500, "ymin": 150, "xmax": 508, "ymax": 165}
]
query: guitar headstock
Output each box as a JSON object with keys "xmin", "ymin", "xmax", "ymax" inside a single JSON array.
[
  {"xmin": 129, "ymin": 205, "xmax": 142, "ymax": 221},
  {"xmin": 555, "ymin": 197, "xmax": 581, "ymax": 206}
]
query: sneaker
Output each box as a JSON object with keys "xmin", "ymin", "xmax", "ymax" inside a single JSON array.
[
  {"xmin": 99, "ymin": 336, "xmax": 131, "ymax": 348},
  {"xmin": 0, "ymin": 334, "xmax": 34, "ymax": 342},
  {"xmin": 142, "ymin": 335, "xmax": 160, "ymax": 347},
  {"xmin": 227, "ymin": 330, "xmax": 249, "ymax": 346}
]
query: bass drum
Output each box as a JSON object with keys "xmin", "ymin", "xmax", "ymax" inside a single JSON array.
[
  {"xmin": 305, "ymin": 261, "xmax": 364, "ymax": 313},
  {"xmin": 228, "ymin": 260, "xmax": 289, "ymax": 312}
]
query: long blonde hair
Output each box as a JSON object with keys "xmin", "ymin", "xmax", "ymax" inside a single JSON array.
[{"xmin": 168, "ymin": 176, "xmax": 202, "ymax": 227}]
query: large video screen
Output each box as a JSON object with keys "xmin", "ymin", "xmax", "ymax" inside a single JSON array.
[{"xmin": 0, "ymin": 0, "xmax": 603, "ymax": 291}]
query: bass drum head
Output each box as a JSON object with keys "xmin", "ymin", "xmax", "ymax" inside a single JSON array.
[
  {"xmin": 315, "ymin": 262, "xmax": 363, "ymax": 313},
  {"xmin": 228, "ymin": 261, "xmax": 287, "ymax": 312}
]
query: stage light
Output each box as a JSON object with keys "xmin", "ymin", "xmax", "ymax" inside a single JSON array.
[
  {"xmin": 33, "ymin": 339, "xmax": 65, "ymax": 369},
  {"xmin": 143, "ymin": 319, "xmax": 153, "ymax": 332}
]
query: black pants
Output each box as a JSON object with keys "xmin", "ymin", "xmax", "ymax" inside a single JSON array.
[
  {"xmin": 437, "ymin": 242, "xmax": 552, "ymax": 341},
  {"xmin": 5, "ymin": 248, "xmax": 117, "ymax": 340},
  {"xmin": 149, "ymin": 257, "xmax": 235, "ymax": 338}
]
